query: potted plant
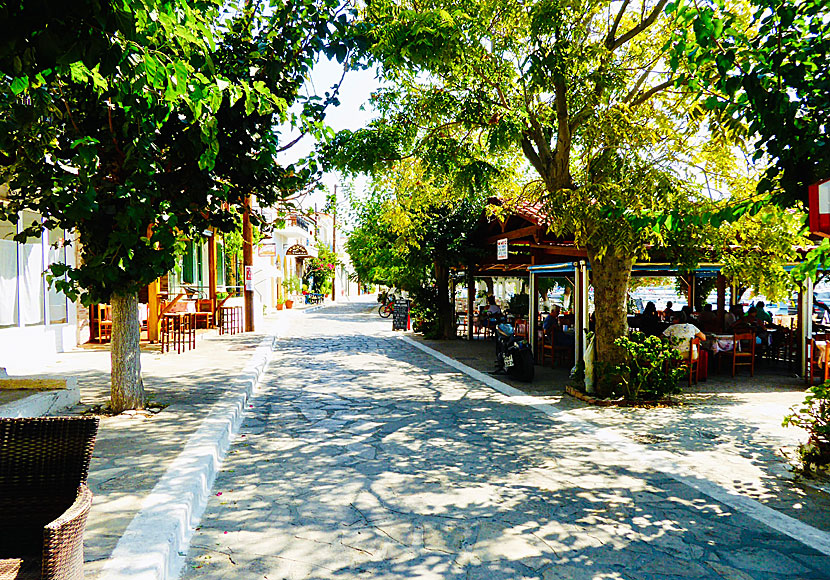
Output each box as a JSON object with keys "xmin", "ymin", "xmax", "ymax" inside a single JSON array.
[
  {"xmin": 276, "ymin": 298, "xmax": 285, "ymax": 311},
  {"xmin": 284, "ymin": 276, "xmax": 301, "ymax": 308}
]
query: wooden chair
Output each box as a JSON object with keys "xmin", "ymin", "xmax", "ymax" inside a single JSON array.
[
  {"xmin": 513, "ymin": 318, "xmax": 528, "ymax": 340},
  {"xmin": 684, "ymin": 337, "xmax": 701, "ymax": 387},
  {"xmin": 94, "ymin": 304, "xmax": 112, "ymax": 343},
  {"xmin": 0, "ymin": 417, "xmax": 99, "ymax": 580},
  {"xmin": 539, "ymin": 325, "xmax": 574, "ymax": 368},
  {"xmin": 806, "ymin": 336, "xmax": 830, "ymax": 386},
  {"xmin": 732, "ymin": 332, "xmax": 756, "ymax": 376}
]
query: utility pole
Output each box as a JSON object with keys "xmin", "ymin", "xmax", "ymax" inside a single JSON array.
[
  {"xmin": 242, "ymin": 195, "xmax": 255, "ymax": 332},
  {"xmin": 331, "ymin": 185, "xmax": 336, "ymax": 302}
]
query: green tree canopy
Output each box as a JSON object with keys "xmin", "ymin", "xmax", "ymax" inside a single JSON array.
[
  {"xmin": 667, "ymin": 0, "xmax": 830, "ymax": 207},
  {"xmin": 333, "ymin": 0, "xmax": 769, "ymax": 393},
  {"xmin": 0, "ymin": 0, "xmax": 355, "ymax": 410}
]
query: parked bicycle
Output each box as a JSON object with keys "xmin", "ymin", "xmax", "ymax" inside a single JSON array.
[{"xmin": 378, "ymin": 294, "xmax": 396, "ymax": 318}]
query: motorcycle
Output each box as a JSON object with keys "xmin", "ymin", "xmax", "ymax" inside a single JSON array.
[{"xmin": 492, "ymin": 321, "xmax": 535, "ymax": 382}]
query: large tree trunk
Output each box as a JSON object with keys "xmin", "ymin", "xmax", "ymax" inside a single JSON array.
[
  {"xmin": 110, "ymin": 291, "xmax": 145, "ymax": 412},
  {"xmin": 435, "ymin": 261, "xmax": 455, "ymax": 340},
  {"xmin": 588, "ymin": 250, "xmax": 634, "ymax": 398}
]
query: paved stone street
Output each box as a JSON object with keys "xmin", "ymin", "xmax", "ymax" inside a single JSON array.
[{"xmin": 183, "ymin": 300, "xmax": 830, "ymax": 579}]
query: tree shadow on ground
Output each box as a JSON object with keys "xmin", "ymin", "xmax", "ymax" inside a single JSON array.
[{"xmin": 186, "ymin": 332, "xmax": 830, "ymax": 579}]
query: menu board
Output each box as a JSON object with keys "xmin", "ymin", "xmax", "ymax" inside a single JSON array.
[{"xmin": 393, "ymin": 299, "xmax": 410, "ymax": 331}]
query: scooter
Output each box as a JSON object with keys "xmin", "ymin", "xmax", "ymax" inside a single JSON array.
[{"xmin": 492, "ymin": 321, "xmax": 535, "ymax": 382}]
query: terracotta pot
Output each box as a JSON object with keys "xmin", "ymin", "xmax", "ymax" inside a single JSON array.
[
  {"xmin": 285, "ymin": 300, "xmax": 294, "ymax": 309},
  {"xmin": 276, "ymin": 303, "xmax": 284, "ymax": 311}
]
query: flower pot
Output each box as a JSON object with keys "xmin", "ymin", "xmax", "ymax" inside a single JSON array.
[
  {"xmin": 285, "ymin": 300, "xmax": 294, "ymax": 309},
  {"xmin": 276, "ymin": 303, "xmax": 284, "ymax": 311}
]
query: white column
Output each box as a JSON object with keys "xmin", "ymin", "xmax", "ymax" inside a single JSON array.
[
  {"xmin": 802, "ymin": 276, "xmax": 814, "ymax": 377},
  {"xmin": 574, "ymin": 262, "xmax": 583, "ymax": 367},
  {"xmin": 529, "ymin": 271, "xmax": 537, "ymax": 354}
]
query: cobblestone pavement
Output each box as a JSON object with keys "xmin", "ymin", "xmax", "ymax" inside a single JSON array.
[{"xmin": 183, "ymin": 300, "xmax": 830, "ymax": 579}]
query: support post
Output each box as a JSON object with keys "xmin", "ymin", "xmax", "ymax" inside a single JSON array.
[
  {"xmin": 571, "ymin": 262, "xmax": 585, "ymax": 364},
  {"xmin": 579, "ymin": 261, "xmax": 590, "ymax": 364},
  {"xmin": 147, "ymin": 278, "xmax": 160, "ymax": 343},
  {"xmin": 716, "ymin": 274, "xmax": 726, "ymax": 332},
  {"xmin": 802, "ymin": 278, "xmax": 814, "ymax": 377},
  {"xmin": 529, "ymin": 271, "xmax": 537, "ymax": 355},
  {"xmin": 208, "ymin": 231, "xmax": 217, "ymax": 324},
  {"xmin": 331, "ymin": 185, "xmax": 336, "ymax": 302},
  {"xmin": 687, "ymin": 273, "xmax": 696, "ymax": 311},
  {"xmin": 467, "ymin": 268, "xmax": 475, "ymax": 341},
  {"xmin": 242, "ymin": 195, "xmax": 255, "ymax": 332}
]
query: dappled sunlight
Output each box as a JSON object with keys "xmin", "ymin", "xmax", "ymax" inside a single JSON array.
[{"xmin": 182, "ymin": 305, "xmax": 830, "ymax": 578}]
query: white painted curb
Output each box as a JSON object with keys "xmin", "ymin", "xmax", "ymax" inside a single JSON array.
[
  {"xmin": 98, "ymin": 320, "xmax": 288, "ymax": 580},
  {"xmin": 400, "ymin": 335, "xmax": 830, "ymax": 557},
  {"xmin": 0, "ymin": 377, "xmax": 79, "ymax": 418}
]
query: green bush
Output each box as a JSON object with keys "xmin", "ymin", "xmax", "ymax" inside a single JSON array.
[
  {"xmin": 410, "ymin": 286, "xmax": 441, "ymax": 338},
  {"xmin": 284, "ymin": 276, "xmax": 302, "ymax": 295},
  {"xmin": 783, "ymin": 383, "xmax": 830, "ymax": 471},
  {"xmin": 613, "ymin": 332, "xmax": 684, "ymax": 400}
]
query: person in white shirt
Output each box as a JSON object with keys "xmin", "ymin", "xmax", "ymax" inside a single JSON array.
[{"xmin": 662, "ymin": 311, "xmax": 706, "ymax": 361}]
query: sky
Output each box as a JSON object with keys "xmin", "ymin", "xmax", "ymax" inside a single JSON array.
[{"xmin": 279, "ymin": 57, "xmax": 380, "ymax": 215}]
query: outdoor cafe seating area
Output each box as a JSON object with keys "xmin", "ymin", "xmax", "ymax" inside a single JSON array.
[
  {"xmin": 455, "ymin": 283, "xmax": 830, "ymax": 388},
  {"xmin": 89, "ymin": 292, "xmax": 244, "ymax": 353}
]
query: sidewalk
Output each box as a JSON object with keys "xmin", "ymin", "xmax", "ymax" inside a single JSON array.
[
  {"xmin": 19, "ymin": 305, "xmax": 320, "ymax": 578},
  {"xmin": 411, "ymin": 333, "xmax": 830, "ymax": 532}
]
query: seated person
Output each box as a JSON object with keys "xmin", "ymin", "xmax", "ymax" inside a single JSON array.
[
  {"xmin": 543, "ymin": 305, "xmax": 561, "ymax": 332},
  {"xmin": 755, "ymin": 301, "xmax": 773, "ymax": 325},
  {"xmin": 484, "ymin": 295, "xmax": 502, "ymax": 331},
  {"xmin": 542, "ymin": 305, "xmax": 574, "ymax": 346},
  {"xmin": 697, "ymin": 303, "xmax": 720, "ymax": 333},
  {"xmin": 724, "ymin": 303, "xmax": 744, "ymax": 330},
  {"xmin": 662, "ymin": 311, "xmax": 708, "ymax": 378},
  {"xmin": 639, "ymin": 301, "xmax": 663, "ymax": 337},
  {"xmin": 732, "ymin": 306, "xmax": 769, "ymax": 345},
  {"xmin": 681, "ymin": 305, "xmax": 694, "ymax": 321},
  {"xmin": 486, "ymin": 295, "xmax": 501, "ymax": 316},
  {"xmin": 662, "ymin": 300, "xmax": 675, "ymax": 322}
]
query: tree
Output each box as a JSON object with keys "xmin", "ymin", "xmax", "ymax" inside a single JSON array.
[
  {"xmin": 0, "ymin": 0, "xmax": 354, "ymax": 411},
  {"xmin": 345, "ymin": 159, "xmax": 485, "ymax": 339},
  {"xmin": 304, "ymin": 241, "xmax": 340, "ymax": 294},
  {"xmin": 337, "ymin": 0, "xmax": 758, "ymax": 394},
  {"xmin": 667, "ymin": 0, "xmax": 829, "ymax": 207}
]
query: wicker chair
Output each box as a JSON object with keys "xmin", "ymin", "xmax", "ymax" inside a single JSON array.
[{"xmin": 0, "ymin": 417, "xmax": 99, "ymax": 580}]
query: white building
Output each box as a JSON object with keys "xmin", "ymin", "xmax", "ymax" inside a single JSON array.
[{"xmin": 0, "ymin": 207, "xmax": 79, "ymax": 368}]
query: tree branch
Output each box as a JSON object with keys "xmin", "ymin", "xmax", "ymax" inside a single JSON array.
[
  {"xmin": 606, "ymin": 0, "xmax": 631, "ymax": 49},
  {"xmin": 630, "ymin": 78, "xmax": 675, "ymax": 107},
  {"xmin": 609, "ymin": 0, "xmax": 670, "ymax": 51},
  {"xmin": 521, "ymin": 136, "xmax": 544, "ymax": 176}
]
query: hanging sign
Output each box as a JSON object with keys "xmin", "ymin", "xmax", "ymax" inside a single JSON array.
[
  {"xmin": 809, "ymin": 178, "xmax": 830, "ymax": 236},
  {"xmin": 497, "ymin": 238, "xmax": 508, "ymax": 260},
  {"xmin": 244, "ymin": 266, "xmax": 254, "ymax": 291},
  {"xmin": 286, "ymin": 243, "xmax": 310, "ymax": 256},
  {"xmin": 257, "ymin": 244, "xmax": 276, "ymax": 257}
]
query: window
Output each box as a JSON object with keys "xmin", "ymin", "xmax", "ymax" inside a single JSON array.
[
  {"xmin": 182, "ymin": 241, "xmax": 195, "ymax": 284},
  {"xmin": 216, "ymin": 241, "xmax": 226, "ymax": 287},
  {"xmin": 0, "ymin": 219, "xmax": 18, "ymax": 328},
  {"xmin": 20, "ymin": 211, "xmax": 44, "ymax": 326},
  {"xmin": 0, "ymin": 213, "xmax": 69, "ymax": 329},
  {"xmin": 47, "ymin": 228, "xmax": 67, "ymax": 324}
]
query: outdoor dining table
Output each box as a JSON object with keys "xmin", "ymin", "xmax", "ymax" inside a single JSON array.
[
  {"xmin": 706, "ymin": 333, "xmax": 735, "ymax": 354},
  {"xmin": 706, "ymin": 329, "xmax": 776, "ymax": 355}
]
